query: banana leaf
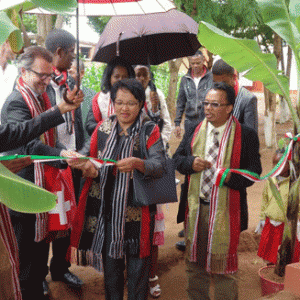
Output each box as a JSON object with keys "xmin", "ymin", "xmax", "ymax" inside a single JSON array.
[
  {"xmin": 0, "ymin": 11, "xmax": 22, "ymax": 49},
  {"xmin": 198, "ymin": 21, "xmax": 300, "ymax": 127},
  {"xmin": 257, "ymin": 0, "xmax": 300, "ymax": 52},
  {"xmin": 198, "ymin": 21, "xmax": 290, "ymax": 99},
  {"xmin": 0, "ymin": 0, "xmax": 77, "ymax": 14}
]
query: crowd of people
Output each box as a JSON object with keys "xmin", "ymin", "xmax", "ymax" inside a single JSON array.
[{"xmin": 0, "ymin": 28, "xmax": 292, "ymax": 300}]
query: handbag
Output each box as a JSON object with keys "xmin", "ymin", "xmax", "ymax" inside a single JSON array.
[{"xmin": 131, "ymin": 122, "xmax": 178, "ymax": 207}]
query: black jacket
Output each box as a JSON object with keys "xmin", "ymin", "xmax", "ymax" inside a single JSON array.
[
  {"xmin": 173, "ymin": 121, "xmax": 262, "ymax": 231},
  {"xmin": 0, "ymin": 106, "xmax": 64, "ymax": 152},
  {"xmin": 174, "ymin": 68, "xmax": 213, "ymax": 126}
]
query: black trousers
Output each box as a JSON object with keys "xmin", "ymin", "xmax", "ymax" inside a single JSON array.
[
  {"xmin": 10, "ymin": 211, "xmax": 70, "ymax": 300},
  {"xmin": 102, "ymin": 217, "xmax": 154, "ymax": 300}
]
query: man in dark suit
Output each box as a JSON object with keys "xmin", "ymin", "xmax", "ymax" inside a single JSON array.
[
  {"xmin": 1, "ymin": 45, "xmax": 85, "ymax": 299},
  {"xmin": 0, "ymin": 85, "xmax": 83, "ymax": 300},
  {"xmin": 173, "ymin": 82, "xmax": 262, "ymax": 299},
  {"xmin": 212, "ymin": 59, "xmax": 258, "ymax": 132}
]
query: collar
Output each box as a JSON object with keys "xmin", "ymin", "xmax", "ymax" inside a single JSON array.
[{"xmin": 207, "ymin": 120, "xmax": 227, "ymax": 137}]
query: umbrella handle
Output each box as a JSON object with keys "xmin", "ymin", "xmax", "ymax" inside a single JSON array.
[{"xmin": 116, "ymin": 32, "xmax": 124, "ymax": 56}]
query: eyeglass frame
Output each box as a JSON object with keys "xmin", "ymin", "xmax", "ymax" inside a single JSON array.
[
  {"xmin": 26, "ymin": 68, "xmax": 53, "ymax": 81},
  {"xmin": 114, "ymin": 101, "xmax": 140, "ymax": 107},
  {"xmin": 203, "ymin": 101, "xmax": 231, "ymax": 108}
]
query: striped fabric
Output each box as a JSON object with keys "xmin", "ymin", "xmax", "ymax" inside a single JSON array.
[
  {"xmin": 0, "ymin": 204, "xmax": 22, "ymax": 300},
  {"xmin": 91, "ymin": 113, "xmax": 144, "ymax": 259},
  {"xmin": 16, "ymin": 77, "xmax": 55, "ymax": 242}
]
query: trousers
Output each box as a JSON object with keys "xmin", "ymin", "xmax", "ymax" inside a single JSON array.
[{"xmin": 186, "ymin": 203, "xmax": 238, "ymax": 300}]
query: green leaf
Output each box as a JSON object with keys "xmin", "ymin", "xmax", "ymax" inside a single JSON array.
[
  {"xmin": 1, "ymin": 0, "xmax": 77, "ymax": 14},
  {"xmin": 256, "ymin": 0, "xmax": 300, "ymax": 50},
  {"xmin": 289, "ymin": 0, "xmax": 300, "ymax": 32},
  {"xmin": 0, "ymin": 11, "xmax": 22, "ymax": 49},
  {"xmin": 268, "ymin": 177, "xmax": 287, "ymax": 221},
  {"xmin": 32, "ymin": 0, "xmax": 77, "ymax": 14},
  {"xmin": 198, "ymin": 21, "xmax": 290, "ymax": 98}
]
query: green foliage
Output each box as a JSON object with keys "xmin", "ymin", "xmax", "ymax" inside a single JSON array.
[
  {"xmin": 87, "ymin": 16, "xmax": 111, "ymax": 36},
  {"xmin": 199, "ymin": 22, "xmax": 289, "ymax": 98},
  {"xmin": 22, "ymin": 14, "xmax": 37, "ymax": 34},
  {"xmin": 82, "ymin": 62, "xmax": 184, "ymax": 98},
  {"xmin": 82, "ymin": 63, "xmax": 106, "ymax": 93},
  {"xmin": 174, "ymin": 0, "xmax": 260, "ymax": 36},
  {"xmin": 151, "ymin": 63, "xmax": 184, "ymax": 99}
]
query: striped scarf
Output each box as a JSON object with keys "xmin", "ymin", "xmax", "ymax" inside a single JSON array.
[
  {"xmin": 91, "ymin": 113, "xmax": 144, "ymax": 259},
  {"xmin": 0, "ymin": 204, "xmax": 22, "ymax": 299},
  {"xmin": 52, "ymin": 67, "xmax": 70, "ymax": 90},
  {"xmin": 16, "ymin": 77, "xmax": 55, "ymax": 242},
  {"xmin": 188, "ymin": 115, "xmax": 242, "ymax": 274}
]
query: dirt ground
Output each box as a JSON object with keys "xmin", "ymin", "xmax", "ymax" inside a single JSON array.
[{"xmin": 46, "ymin": 93, "xmax": 299, "ymax": 299}]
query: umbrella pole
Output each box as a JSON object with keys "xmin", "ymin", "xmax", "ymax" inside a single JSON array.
[{"xmin": 76, "ymin": 3, "xmax": 80, "ymax": 89}]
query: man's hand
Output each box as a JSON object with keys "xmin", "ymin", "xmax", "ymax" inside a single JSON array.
[
  {"xmin": 1, "ymin": 157, "xmax": 32, "ymax": 174},
  {"xmin": 192, "ymin": 157, "xmax": 211, "ymax": 172},
  {"xmin": 174, "ymin": 126, "xmax": 181, "ymax": 138},
  {"xmin": 150, "ymin": 91, "xmax": 159, "ymax": 113},
  {"xmin": 58, "ymin": 86, "xmax": 84, "ymax": 114},
  {"xmin": 67, "ymin": 157, "xmax": 98, "ymax": 178}
]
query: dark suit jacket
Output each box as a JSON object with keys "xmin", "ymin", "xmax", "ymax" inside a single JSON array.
[
  {"xmin": 1, "ymin": 89, "xmax": 67, "ymax": 183},
  {"xmin": 234, "ymin": 87, "xmax": 258, "ymax": 132},
  {"xmin": 0, "ymin": 106, "xmax": 64, "ymax": 152},
  {"xmin": 173, "ymin": 120, "xmax": 262, "ymax": 231}
]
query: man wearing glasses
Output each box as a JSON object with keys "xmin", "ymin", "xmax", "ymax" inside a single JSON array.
[
  {"xmin": 173, "ymin": 82, "xmax": 262, "ymax": 300},
  {"xmin": 1, "ymin": 45, "xmax": 85, "ymax": 299}
]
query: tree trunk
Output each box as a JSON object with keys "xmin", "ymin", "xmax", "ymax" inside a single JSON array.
[
  {"xmin": 263, "ymin": 86, "xmax": 277, "ymax": 148},
  {"xmin": 55, "ymin": 15, "xmax": 64, "ymax": 29},
  {"xmin": 264, "ymin": 33, "xmax": 281, "ymax": 147},
  {"xmin": 167, "ymin": 58, "xmax": 183, "ymax": 119},
  {"xmin": 36, "ymin": 15, "xmax": 53, "ymax": 46}
]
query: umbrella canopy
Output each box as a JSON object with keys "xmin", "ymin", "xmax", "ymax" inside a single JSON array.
[
  {"xmin": 92, "ymin": 9, "xmax": 201, "ymax": 65},
  {"xmin": 26, "ymin": 0, "xmax": 176, "ymax": 16}
]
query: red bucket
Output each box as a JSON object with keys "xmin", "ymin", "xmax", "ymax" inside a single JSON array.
[{"xmin": 258, "ymin": 265, "xmax": 284, "ymax": 296}]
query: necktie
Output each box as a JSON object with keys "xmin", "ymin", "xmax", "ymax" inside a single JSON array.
[{"xmin": 201, "ymin": 129, "xmax": 219, "ymax": 200}]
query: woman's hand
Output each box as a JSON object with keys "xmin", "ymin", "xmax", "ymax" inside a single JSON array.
[{"xmin": 116, "ymin": 157, "xmax": 145, "ymax": 173}]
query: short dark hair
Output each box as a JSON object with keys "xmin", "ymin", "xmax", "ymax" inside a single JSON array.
[
  {"xmin": 212, "ymin": 59, "xmax": 235, "ymax": 76},
  {"xmin": 210, "ymin": 82, "xmax": 235, "ymax": 106},
  {"xmin": 111, "ymin": 78, "xmax": 145, "ymax": 107},
  {"xmin": 101, "ymin": 56, "xmax": 135, "ymax": 93},
  {"xmin": 18, "ymin": 46, "xmax": 53, "ymax": 70},
  {"xmin": 45, "ymin": 29, "xmax": 76, "ymax": 53},
  {"xmin": 190, "ymin": 50, "xmax": 203, "ymax": 59}
]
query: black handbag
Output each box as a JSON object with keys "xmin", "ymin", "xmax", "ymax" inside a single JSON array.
[{"xmin": 131, "ymin": 122, "xmax": 178, "ymax": 207}]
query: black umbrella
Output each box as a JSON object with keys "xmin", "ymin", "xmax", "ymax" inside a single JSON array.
[{"xmin": 92, "ymin": 9, "xmax": 201, "ymax": 65}]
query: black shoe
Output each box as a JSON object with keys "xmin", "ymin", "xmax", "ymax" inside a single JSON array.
[
  {"xmin": 51, "ymin": 271, "xmax": 83, "ymax": 289},
  {"xmin": 176, "ymin": 240, "xmax": 186, "ymax": 251},
  {"xmin": 178, "ymin": 229, "xmax": 185, "ymax": 237},
  {"xmin": 43, "ymin": 280, "xmax": 50, "ymax": 297}
]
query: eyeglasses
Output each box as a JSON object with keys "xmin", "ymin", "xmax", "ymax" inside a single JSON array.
[
  {"xmin": 115, "ymin": 101, "xmax": 139, "ymax": 107},
  {"xmin": 203, "ymin": 101, "xmax": 230, "ymax": 108},
  {"xmin": 27, "ymin": 68, "xmax": 53, "ymax": 80}
]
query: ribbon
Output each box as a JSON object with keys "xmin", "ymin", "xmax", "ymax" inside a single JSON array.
[
  {"xmin": 0, "ymin": 155, "xmax": 117, "ymax": 165},
  {"xmin": 215, "ymin": 132, "xmax": 300, "ymax": 187}
]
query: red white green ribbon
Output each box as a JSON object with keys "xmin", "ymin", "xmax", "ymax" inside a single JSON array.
[
  {"xmin": 215, "ymin": 132, "xmax": 300, "ymax": 187},
  {"xmin": 0, "ymin": 155, "xmax": 117, "ymax": 166}
]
